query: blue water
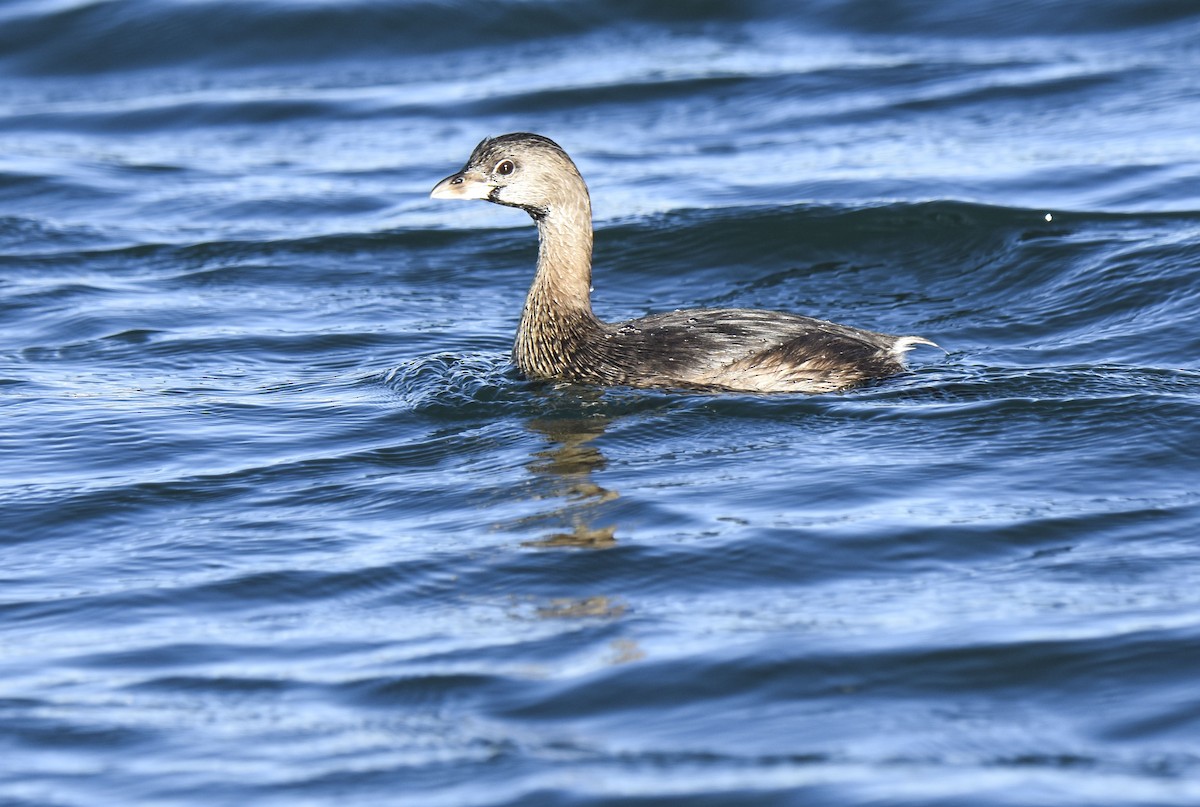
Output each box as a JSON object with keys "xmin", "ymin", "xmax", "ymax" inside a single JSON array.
[{"xmin": 3, "ymin": 2, "xmax": 1200, "ymax": 805}]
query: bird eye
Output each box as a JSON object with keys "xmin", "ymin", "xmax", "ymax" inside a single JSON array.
[{"xmin": 495, "ymin": 159, "xmax": 515, "ymax": 176}]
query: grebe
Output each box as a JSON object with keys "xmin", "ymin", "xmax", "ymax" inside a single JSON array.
[{"xmin": 430, "ymin": 133, "xmax": 936, "ymax": 393}]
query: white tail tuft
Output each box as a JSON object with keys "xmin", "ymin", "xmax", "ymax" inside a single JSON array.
[{"xmin": 893, "ymin": 335, "xmax": 942, "ymax": 356}]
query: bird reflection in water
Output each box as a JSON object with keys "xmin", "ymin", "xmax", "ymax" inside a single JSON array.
[
  {"xmin": 529, "ymin": 595, "xmax": 644, "ymax": 664},
  {"xmin": 516, "ymin": 411, "xmax": 619, "ymax": 548},
  {"xmin": 507, "ymin": 409, "xmax": 644, "ymax": 662}
]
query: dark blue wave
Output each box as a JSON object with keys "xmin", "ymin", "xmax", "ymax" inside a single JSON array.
[
  {"xmin": 796, "ymin": 0, "xmax": 1200, "ymax": 36},
  {"xmin": 2, "ymin": 0, "xmax": 1198, "ymax": 77}
]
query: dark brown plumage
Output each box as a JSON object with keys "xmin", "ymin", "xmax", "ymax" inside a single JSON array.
[{"xmin": 431, "ymin": 132, "xmax": 936, "ymax": 393}]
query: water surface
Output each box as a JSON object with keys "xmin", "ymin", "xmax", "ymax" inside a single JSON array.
[{"xmin": 2, "ymin": 1, "xmax": 1200, "ymax": 805}]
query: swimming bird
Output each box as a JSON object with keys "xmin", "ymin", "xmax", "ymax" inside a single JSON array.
[{"xmin": 430, "ymin": 133, "xmax": 936, "ymax": 393}]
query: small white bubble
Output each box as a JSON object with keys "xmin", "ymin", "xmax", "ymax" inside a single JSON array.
[{"xmin": 1044, "ymin": 213, "xmax": 1053, "ymax": 222}]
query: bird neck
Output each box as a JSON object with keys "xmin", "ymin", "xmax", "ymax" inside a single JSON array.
[
  {"xmin": 514, "ymin": 196, "xmax": 602, "ymax": 378},
  {"xmin": 530, "ymin": 197, "xmax": 595, "ymax": 313}
]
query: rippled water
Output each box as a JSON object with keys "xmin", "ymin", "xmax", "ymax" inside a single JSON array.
[{"xmin": 3, "ymin": 2, "xmax": 1200, "ymax": 805}]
